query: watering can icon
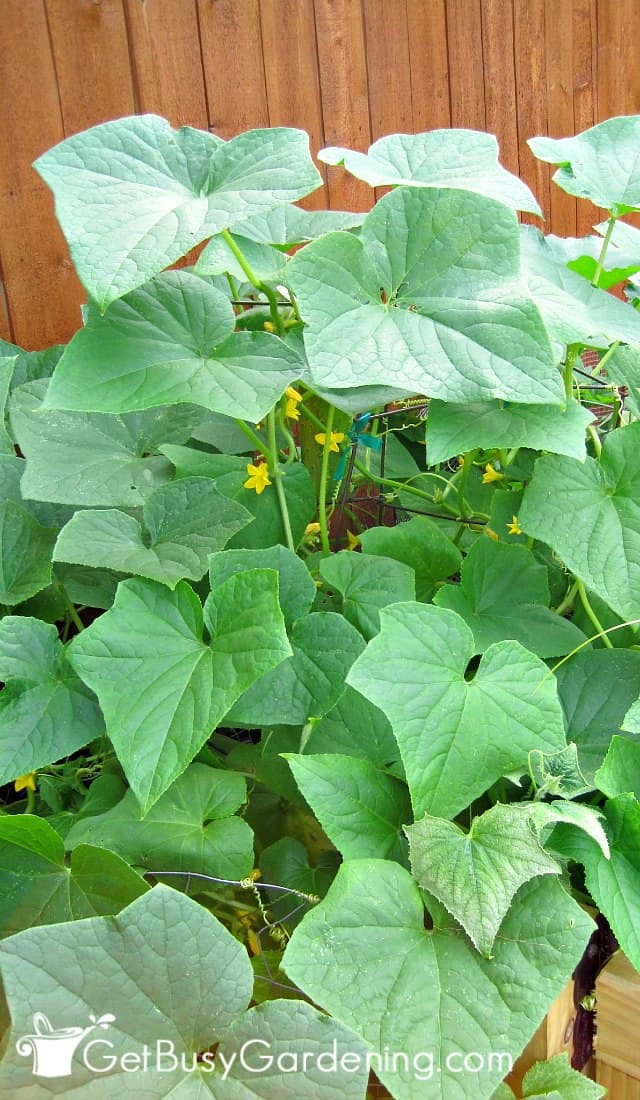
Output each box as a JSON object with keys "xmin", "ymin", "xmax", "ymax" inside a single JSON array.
[{"xmin": 16, "ymin": 1011, "xmax": 115, "ymax": 1078}]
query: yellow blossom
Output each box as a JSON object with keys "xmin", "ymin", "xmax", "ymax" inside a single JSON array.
[
  {"xmin": 284, "ymin": 386, "xmax": 302, "ymax": 421},
  {"xmin": 482, "ymin": 463, "xmax": 504, "ymax": 485},
  {"xmin": 506, "ymin": 515, "xmax": 522, "ymax": 536},
  {"xmin": 346, "ymin": 529, "xmax": 361, "ymax": 551},
  {"xmin": 14, "ymin": 772, "xmax": 36, "ymax": 793},
  {"xmin": 304, "ymin": 522, "xmax": 321, "ymax": 538},
  {"xmin": 263, "ymin": 321, "xmax": 275, "ymax": 333},
  {"xmin": 314, "ymin": 431, "xmax": 345, "ymax": 453},
  {"xmin": 244, "ymin": 462, "xmax": 271, "ymax": 495}
]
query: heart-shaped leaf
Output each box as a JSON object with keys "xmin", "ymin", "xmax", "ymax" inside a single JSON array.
[
  {"xmin": 285, "ymin": 754, "xmax": 412, "ymax": 862},
  {"xmin": 520, "ymin": 227, "xmax": 640, "ymax": 348},
  {"xmin": 519, "ymin": 422, "xmax": 640, "ymax": 621},
  {"xmin": 434, "ymin": 540, "xmax": 586, "ymax": 657},
  {"xmin": 0, "ymin": 502, "xmax": 55, "ymax": 605},
  {"xmin": 0, "ymin": 816, "xmax": 148, "ymax": 938},
  {"xmin": 283, "ymin": 860, "xmax": 593, "ymax": 1100},
  {"xmin": 320, "ymin": 130, "xmax": 540, "ymax": 213},
  {"xmin": 359, "ymin": 516, "xmax": 462, "ymax": 602},
  {"xmin": 319, "ymin": 551, "xmax": 416, "ymax": 638},
  {"xmin": 45, "ymin": 272, "xmax": 301, "ymax": 421},
  {"xmin": 288, "ymin": 187, "xmax": 561, "ymax": 406},
  {"xmin": 0, "ymin": 617, "xmax": 104, "ymax": 786},
  {"xmin": 596, "ymin": 736, "xmax": 640, "ymax": 799},
  {"xmin": 226, "ymin": 611, "xmax": 365, "ymax": 727},
  {"xmin": 66, "ymin": 763, "xmax": 253, "ymax": 881},
  {"xmin": 529, "ymin": 117, "xmax": 640, "ymax": 215},
  {"xmin": 68, "ymin": 573, "xmax": 291, "ymax": 812},
  {"xmin": 0, "ymin": 885, "xmax": 369, "ymax": 1097},
  {"xmin": 10, "ymin": 382, "xmax": 202, "ymax": 507},
  {"xmin": 347, "ymin": 604, "xmax": 567, "ymax": 819},
  {"xmin": 303, "ymin": 686, "xmax": 400, "ymax": 772},
  {"xmin": 426, "ymin": 398, "xmax": 593, "ymax": 464},
  {"xmin": 555, "ymin": 650, "xmax": 640, "ymax": 780},
  {"xmin": 35, "ymin": 115, "xmax": 322, "ymax": 308},
  {"xmin": 407, "ymin": 803, "xmax": 560, "ymax": 956},
  {"xmin": 54, "ymin": 478, "xmax": 253, "ymax": 588},
  {"xmin": 209, "ymin": 545, "xmax": 316, "ymax": 627}
]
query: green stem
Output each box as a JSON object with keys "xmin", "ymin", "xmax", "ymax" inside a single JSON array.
[
  {"xmin": 24, "ymin": 786, "xmax": 36, "ymax": 814},
  {"xmin": 594, "ymin": 339, "xmax": 621, "ymax": 378},
  {"xmin": 298, "ymin": 400, "xmax": 327, "ymax": 431},
  {"xmin": 587, "ymin": 423, "xmax": 602, "ymax": 457},
  {"xmin": 267, "ymin": 410, "xmax": 295, "ymax": 553},
  {"xmin": 577, "ymin": 580, "xmax": 613, "ymax": 648},
  {"xmin": 59, "ymin": 585, "xmax": 84, "ymax": 633},
  {"xmin": 591, "ymin": 214, "xmax": 617, "ymax": 287},
  {"xmin": 563, "ymin": 343, "xmax": 581, "ymax": 401},
  {"xmin": 456, "ymin": 451, "xmax": 476, "ymax": 518},
  {"xmin": 318, "ymin": 405, "xmax": 335, "ymax": 557},
  {"xmin": 220, "ymin": 229, "xmax": 285, "ymax": 336},
  {"xmin": 553, "ymin": 579, "xmax": 579, "ymax": 616},
  {"xmin": 234, "ymin": 419, "xmax": 271, "ymax": 462},
  {"xmin": 225, "ymin": 271, "xmax": 240, "ymax": 302}
]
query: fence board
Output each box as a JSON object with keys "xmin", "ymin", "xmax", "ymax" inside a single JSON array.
[
  {"xmin": 2, "ymin": 0, "xmax": 640, "ymax": 347},
  {"xmin": 45, "ymin": 0, "xmax": 135, "ymax": 134},
  {"xmin": 447, "ymin": 0, "xmax": 486, "ymax": 131},
  {"xmin": 259, "ymin": 0, "xmax": 327, "ymax": 209},
  {"xmin": 0, "ymin": 0, "xmax": 83, "ymax": 348},
  {"xmin": 123, "ymin": 0, "xmax": 208, "ymax": 127},
  {"xmin": 481, "ymin": 0, "xmax": 519, "ymax": 180},
  {"xmin": 406, "ymin": 0, "xmax": 451, "ymax": 132},
  {"xmin": 314, "ymin": 0, "xmax": 372, "ymax": 212},
  {"xmin": 197, "ymin": 0, "xmax": 268, "ymax": 138}
]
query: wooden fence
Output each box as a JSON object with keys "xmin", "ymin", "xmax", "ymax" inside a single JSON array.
[{"xmin": 0, "ymin": 0, "xmax": 639, "ymax": 349}]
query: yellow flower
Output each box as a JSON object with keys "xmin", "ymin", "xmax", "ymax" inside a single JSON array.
[
  {"xmin": 315, "ymin": 431, "xmax": 345, "ymax": 453},
  {"xmin": 304, "ymin": 522, "xmax": 321, "ymax": 538},
  {"xmin": 482, "ymin": 463, "xmax": 504, "ymax": 484},
  {"xmin": 284, "ymin": 386, "xmax": 302, "ymax": 421},
  {"xmin": 244, "ymin": 462, "xmax": 271, "ymax": 495},
  {"xmin": 346, "ymin": 529, "xmax": 360, "ymax": 551},
  {"xmin": 14, "ymin": 772, "xmax": 36, "ymax": 793},
  {"xmin": 263, "ymin": 321, "xmax": 275, "ymax": 333},
  {"xmin": 506, "ymin": 515, "xmax": 522, "ymax": 536}
]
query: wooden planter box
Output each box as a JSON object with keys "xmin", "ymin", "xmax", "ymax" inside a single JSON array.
[{"xmin": 508, "ymin": 950, "xmax": 640, "ymax": 1097}]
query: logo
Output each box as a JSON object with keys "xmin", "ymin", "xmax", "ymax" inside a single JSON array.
[{"xmin": 16, "ymin": 1011, "xmax": 115, "ymax": 1078}]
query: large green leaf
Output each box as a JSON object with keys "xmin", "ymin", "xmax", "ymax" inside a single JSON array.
[
  {"xmin": 226, "ymin": 611, "xmax": 365, "ymax": 727},
  {"xmin": 66, "ymin": 764, "xmax": 253, "ymax": 881},
  {"xmin": 359, "ymin": 516, "xmax": 462, "ymax": 602},
  {"xmin": 303, "ymin": 686, "xmax": 400, "ymax": 772},
  {"xmin": 529, "ymin": 117, "xmax": 640, "ymax": 214},
  {"xmin": 434, "ymin": 540, "xmax": 586, "ymax": 657},
  {"xmin": 406, "ymin": 803, "xmax": 560, "ymax": 956},
  {"xmin": 283, "ymin": 861, "xmax": 593, "ymax": 1100},
  {"xmin": 228, "ymin": 204, "xmax": 365, "ymax": 246},
  {"xmin": 555, "ymin": 650, "xmax": 640, "ymax": 780},
  {"xmin": 519, "ymin": 1053, "xmax": 605, "ymax": 1099},
  {"xmin": 426, "ymin": 398, "xmax": 593, "ymax": 464},
  {"xmin": 288, "ymin": 187, "xmax": 561, "ymax": 405},
  {"xmin": 68, "ymin": 574, "xmax": 291, "ymax": 812},
  {"xmin": 208, "ymin": 545, "xmax": 316, "ymax": 626},
  {"xmin": 347, "ymin": 604, "xmax": 567, "ymax": 818},
  {"xmin": 45, "ymin": 272, "xmax": 301, "ymax": 420},
  {"xmin": 520, "ymin": 227, "xmax": 640, "ymax": 348},
  {"xmin": 284, "ymin": 754, "xmax": 412, "ymax": 862},
  {"xmin": 551, "ymin": 794, "xmax": 640, "ymax": 970},
  {"xmin": 35, "ymin": 115, "xmax": 322, "ymax": 308},
  {"xmin": 595, "ymin": 736, "xmax": 640, "ymax": 799},
  {"xmin": 319, "ymin": 551, "xmax": 416, "ymax": 639},
  {"xmin": 195, "ymin": 232, "xmax": 285, "ymax": 282},
  {"xmin": 0, "ymin": 355, "xmax": 16, "ymax": 453},
  {"xmin": 0, "ymin": 617, "xmax": 104, "ymax": 787},
  {"xmin": 9, "ymin": 381, "xmax": 202, "ymax": 507},
  {"xmin": 320, "ymin": 131, "xmax": 540, "ymax": 213},
  {"xmin": 0, "ymin": 502, "xmax": 55, "ymax": 605},
  {"xmin": 0, "ymin": 885, "xmax": 369, "ymax": 1097},
  {"xmin": 54, "ymin": 478, "xmax": 252, "ymax": 588},
  {"xmin": 0, "ymin": 816, "xmax": 147, "ymax": 938},
  {"xmin": 519, "ymin": 422, "xmax": 640, "ymax": 621}
]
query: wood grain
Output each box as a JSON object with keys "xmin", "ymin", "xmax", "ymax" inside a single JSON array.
[
  {"xmin": 124, "ymin": 0, "xmax": 208, "ymax": 127},
  {"xmin": 197, "ymin": 0, "xmax": 268, "ymax": 138}
]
